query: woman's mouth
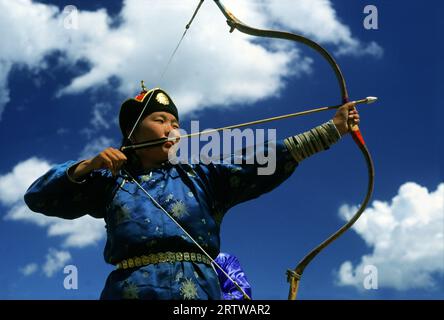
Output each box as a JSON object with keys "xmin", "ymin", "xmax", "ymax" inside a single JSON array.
[{"xmin": 163, "ymin": 141, "xmax": 174, "ymax": 148}]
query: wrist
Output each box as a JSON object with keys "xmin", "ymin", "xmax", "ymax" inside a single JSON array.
[
  {"xmin": 332, "ymin": 118, "xmax": 346, "ymax": 136},
  {"xmin": 68, "ymin": 159, "xmax": 93, "ymax": 183},
  {"xmin": 81, "ymin": 159, "xmax": 93, "ymax": 171}
]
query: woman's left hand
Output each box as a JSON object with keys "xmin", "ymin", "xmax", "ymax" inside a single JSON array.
[{"xmin": 332, "ymin": 102, "xmax": 360, "ymax": 136}]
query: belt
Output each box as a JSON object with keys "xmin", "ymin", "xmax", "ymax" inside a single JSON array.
[{"xmin": 116, "ymin": 251, "xmax": 212, "ymax": 270}]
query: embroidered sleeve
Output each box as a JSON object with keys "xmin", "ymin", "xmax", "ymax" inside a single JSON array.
[
  {"xmin": 196, "ymin": 121, "xmax": 342, "ymax": 217},
  {"xmin": 24, "ymin": 160, "xmax": 114, "ymax": 219}
]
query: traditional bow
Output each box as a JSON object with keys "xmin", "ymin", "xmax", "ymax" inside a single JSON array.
[{"xmin": 212, "ymin": 0, "xmax": 375, "ymax": 300}]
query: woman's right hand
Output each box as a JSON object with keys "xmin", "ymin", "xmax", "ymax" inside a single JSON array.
[
  {"xmin": 87, "ymin": 148, "xmax": 128, "ymax": 176},
  {"xmin": 70, "ymin": 147, "xmax": 128, "ymax": 181}
]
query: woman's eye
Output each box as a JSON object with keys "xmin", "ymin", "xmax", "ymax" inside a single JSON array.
[{"xmin": 155, "ymin": 119, "xmax": 164, "ymax": 123}]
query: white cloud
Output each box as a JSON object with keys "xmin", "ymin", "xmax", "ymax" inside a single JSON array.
[
  {"xmin": 336, "ymin": 182, "xmax": 444, "ymax": 291},
  {"xmin": 0, "ymin": 61, "xmax": 12, "ymax": 118},
  {"xmin": 1, "ymin": 158, "xmax": 106, "ymax": 248},
  {"xmin": 0, "ymin": 0, "xmax": 63, "ymax": 120},
  {"xmin": 79, "ymin": 136, "xmax": 116, "ymax": 160},
  {"xmin": 56, "ymin": 128, "xmax": 70, "ymax": 135},
  {"xmin": 21, "ymin": 250, "xmax": 74, "ymax": 278},
  {"xmin": 20, "ymin": 263, "xmax": 38, "ymax": 276},
  {"xmin": 47, "ymin": 216, "xmax": 105, "ymax": 248},
  {"xmin": 42, "ymin": 248, "xmax": 71, "ymax": 278},
  {"xmin": 91, "ymin": 102, "xmax": 113, "ymax": 130},
  {"xmin": 261, "ymin": 0, "xmax": 383, "ymax": 57},
  {"xmin": 0, "ymin": 157, "xmax": 52, "ymax": 205},
  {"xmin": 5, "ymin": 202, "xmax": 56, "ymax": 227},
  {"xmin": 0, "ymin": 0, "xmax": 383, "ymax": 119}
]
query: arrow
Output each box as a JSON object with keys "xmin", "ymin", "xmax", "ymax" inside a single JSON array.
[{"xmin": 121, "ymin": 96, "xmax": 378, "ymax": 152}]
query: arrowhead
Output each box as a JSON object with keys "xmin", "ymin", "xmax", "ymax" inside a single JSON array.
[{"xmin": 366, "ymin": 96, "xmax": 378, "ymax": 104}]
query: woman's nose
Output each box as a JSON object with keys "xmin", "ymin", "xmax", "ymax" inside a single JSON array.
[{"xmin": 164, "ymin": 123, "xmax": 177, "ymax": 137}]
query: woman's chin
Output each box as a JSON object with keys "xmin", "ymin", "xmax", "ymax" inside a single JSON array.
[{"xmin": 155, "ymin": 145, "xmax": 172, "ymax": 159}]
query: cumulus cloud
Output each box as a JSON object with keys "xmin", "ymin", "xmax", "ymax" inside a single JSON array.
[
  {"xmin": 80, "ymin": 102, "xmax": 116, "ymax": 146},
  {"xmin": 20, "ymin": 250, "xmax": 73, "ymax": 278},
  {"xmin": 336, "ymin": 182, "xmax": 444, "ymax": 291},
  {"xmin": 19, "ymin": 263, "xmax": 38, "ymax": 276},
  {"xmin": 42, "ymin": 248, "xmax": 71, "ymax": 278},
  {"xmin": 0, "ymin": 0, "xmax": 383, "ymax": 119},
  {"xmin": 91, "ymin": 102, "xmax": 113, "ymax": 130},
  {"xmin": 78, "ymin": 136, "xmax": 116, "ymax": 159},
  {"xmin": 1, "ymin": 158, "xmax": 106, "ymax": 248},
  {"xmin": 0, "ymin": 157, "xmax": 52, "ymax": 206},
  {"xmin": 0, "ymin": 0, "xmax": 62, "ymax": 120},
  {"xmin": 0, "ymin": 62, "xmax": 12, "ymax": 117},
  {"xmin": 20, "ymin": 251, "xmax": 72, "ymax": 278},
  {"xmin": 46, "ymin": 216, "xmax": 105, "ymax": 248},
  {"xmin": 261, "ymin": 0, "xmax": 383, "ymax": 57}
]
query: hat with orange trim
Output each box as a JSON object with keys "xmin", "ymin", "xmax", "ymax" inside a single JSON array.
[{"xmin": 119, "ymin": 82, "xmax": 179, "ymax": 137}]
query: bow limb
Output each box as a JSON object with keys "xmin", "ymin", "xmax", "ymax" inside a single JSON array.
[{"xmin": 213, "ymin": 0, "xmax": 375, "ymax": 300}]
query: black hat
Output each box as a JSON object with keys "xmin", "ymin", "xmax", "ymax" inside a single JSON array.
[{"xmin": 119, "ymin": 86, "xmax": 179, "ymax": 138}]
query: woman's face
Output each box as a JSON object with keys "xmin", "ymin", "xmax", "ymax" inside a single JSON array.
[{"xmin": 132, "ymin": 111, "xmax": 180, "ymax": 165}]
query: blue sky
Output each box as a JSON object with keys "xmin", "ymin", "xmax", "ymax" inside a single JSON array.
[{"xmin": 0, "ymin": 0, "xmax": 442, "ymax": 300}]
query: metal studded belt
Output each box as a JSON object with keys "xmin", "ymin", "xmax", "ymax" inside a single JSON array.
[{"xmin": 116, "ymin": 251, "xmax": 212, "ymax": 270}]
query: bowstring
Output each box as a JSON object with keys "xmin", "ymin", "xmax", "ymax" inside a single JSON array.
[{"xmin": 127, "ymin": 0, "xmax": 205, "ymax": 141}]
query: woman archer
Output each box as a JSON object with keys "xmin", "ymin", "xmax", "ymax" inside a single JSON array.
[{"xmin": 24, "ymin": 85, "xmax": 359, "ymax": 300}]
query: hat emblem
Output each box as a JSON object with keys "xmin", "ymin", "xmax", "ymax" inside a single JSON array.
[{"xmin": 156, "ymin": 92, "xmax": 170, "ymax": 106}]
